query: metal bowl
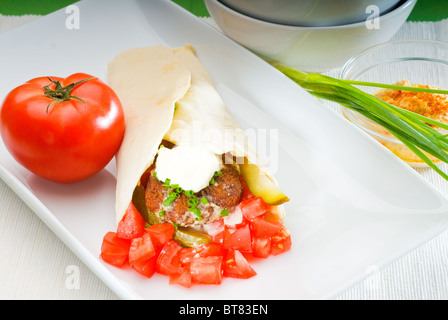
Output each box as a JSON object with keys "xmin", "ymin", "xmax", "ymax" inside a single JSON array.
[{"xmin": 218, "ymin": 0, "xmax": 402, "ymax": 27}]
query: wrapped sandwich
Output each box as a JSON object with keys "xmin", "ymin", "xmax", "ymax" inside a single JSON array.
[{"xmin": 101, "ymin": 45, "xmax": 290, "ymax": 286}]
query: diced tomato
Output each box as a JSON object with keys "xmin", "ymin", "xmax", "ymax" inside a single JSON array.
[
  {"xmin": 145, "ymin": 223, "xmax": 175, "ymax": 250},
  {"xmin": 198, "ymin": 243, "xmax": 225, "ymax": 257},
  {"xmin": 252, "ymin": 237, "xmax": 271, "ymax": 258},
  {"xmin": 156, "ymin": 240, "xmax": 182, "ymax": 275},
  {"xmin": 204, "ymin": 218, "xmax": 225, "ymax": 244},
  {"xmin": 270, "ymin": 225, "xmax": 292, "ymax": 256},
  {"xmin": 169, "ymin": 265, "xmax": 192, "ymax": 288},
  {"xmin": 223, "ymin": 224, "xmax": 252, "ymax": 253},
  {"xmin": 129, "ymin": 233, "xmax": 156, "ymax": 266},
  {"xmin": 250, "ymin": 217, "xmax": 283, "ymax": 238},
  {"xmin": 100, "ymin": 232, "xmax": 131, "ymax": 267},
  {"xmin": 264, "ymin": 205, "xmax": 283, "ymax": 223},
  {"xmin": 116, "ymin": 202, "xmax": 146, "ymax": 240},
  {"xmin": 223, "ymin": 249, "xmax": 257, "ymax": 279},
  {"xmin": 178, "ymin": 244, "xmax": 225, "ymax": 265},
  {"xmin": 223, "ymin": 206, "xmax": 243, "ymax": 227},
  {"xmin": 239, "ymin": 176, "xmax": 255, "ymax": 202},
  {"xmin": 240, "ymin": 197, "xmax": 268, "ymax": 220},
  {"xmin": 178, "ymin": 247, "xmax": 197, "ymax": 265},
  {"xmin": 190, "ymin": 256, "xmax": 223, "ymax": 285},
  {"xmin": 131, "ymin": 256, "xmax": 157, "ymax": 278}
]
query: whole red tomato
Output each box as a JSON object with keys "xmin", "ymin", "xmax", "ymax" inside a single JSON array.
[{"xmin": 0, "ymin": 73, "xmax": 125, "ymax": 183}]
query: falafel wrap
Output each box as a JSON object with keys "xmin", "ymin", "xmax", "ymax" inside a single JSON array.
[{"xmin": 107, "ymin": 45, "xmax": 288, "ymax": 244}]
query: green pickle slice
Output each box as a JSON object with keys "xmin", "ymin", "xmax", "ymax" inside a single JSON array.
[
  {"xmin": 174, "ymin": 226, "xmax": 211, "ymax": 248},
  {"xmin": 132, "ymin": 185, "xmax": 161, "ymax": 225},
  {"xmin": 239, "ymin": 162, "xmax": 289, "ymax": 205}
]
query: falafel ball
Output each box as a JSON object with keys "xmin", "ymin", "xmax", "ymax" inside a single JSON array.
[{"xmin": 144, "ymin": 165, "xmax": 243, "ymax": 226}]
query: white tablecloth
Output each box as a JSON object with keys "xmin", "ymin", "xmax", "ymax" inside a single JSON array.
[
  {"xmin": 1, "ymin": 14, "xmax": 448, "ymax": 300},
  {"xmin": 336, "ymin": 18, "xmax": 448, "ymax": 300}
]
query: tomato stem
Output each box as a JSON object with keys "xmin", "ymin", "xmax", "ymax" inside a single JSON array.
[{"xmin": 43, "ymin": 77, "xmax": 96, "ymax": 112}]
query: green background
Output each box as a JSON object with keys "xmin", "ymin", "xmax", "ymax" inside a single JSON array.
[{"xmin": 0, "ymin": 0, "xmax": 447, "ymax": 22}]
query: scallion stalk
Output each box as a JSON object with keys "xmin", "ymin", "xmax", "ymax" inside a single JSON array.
[{"xmin": 341, "ymin": 79, "xmax": 448, "ymax": 95}]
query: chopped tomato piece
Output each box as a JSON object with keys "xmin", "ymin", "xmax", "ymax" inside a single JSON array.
[
  {"xmin": 178, "ymin": 247, "xmax": 197, "ymax": 265},
  {"xmin": 129, "ymin": 233, "xmax": 156, "ymax": 266},
  {"xmin": 223, "ymin": 206, "xmax": 243, "ymax": 227},
  {"xmin": 198, "ymin": 243, "xmax": 225, "ymax": 257},
  {"xmin": 239, "ymin": 176, "xmax": 255, "ymax": 202},
  {"xmin": 190, "ymin": 256, "xmax": 223, "ymax": 285},
  {"xmin": 271, "ymin": 225, "xmax": 292, "ymax": 256},
  {"xmin": 100, "ymin": 232, "xmax": 131, "ymax": 267},
  {"xmin": 131, "ymin": 256, "xmax": 157, "ymax": 278},
  {"xmin": 178, "ymin": 244, "xmax": 225, "ymax": 265},
  {"xmin": 250, "ymin": 217, "xmax": 282, "ymax": 238},
  {"xmin": 169, "ymin": 265, "xmax": 192, "ymax": 288},
  {"xmin": 223, "ymin": 249, "xmax": 257, "ymax": 279},
  {"xmin": 116, "ymin": 202, "xmax": 146, "ymax": 240},
  {"xmin": 145, "ymin": 223, "xmax": 175, "ymax": 250},
  {"xmin": 204, "ymin": 218, "xmax": 225, "ymax": 244},
  {"xmin": 156, "ymin": 240, "xmax": 182, "ymax": 275},
  {"xmin": 264, "ymin": 205, "xmax": 283, "ymax": 222},
  {"xmin": 252, "ymin": 237, "xmax": 271, "ymax": 258},
  {"xmin": 223, "ymin": 224, "xmax": 252, "ymax": 253},
  {"xmin": 240, "ymin": 197, "xmax": 268, "ymax": 220}
]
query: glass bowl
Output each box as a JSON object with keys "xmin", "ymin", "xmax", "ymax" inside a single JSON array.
[{"xmin": 340, "ymin": 39, "xmax": 448, "ymax": 167}]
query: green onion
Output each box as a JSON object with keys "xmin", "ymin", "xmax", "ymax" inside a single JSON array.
[
  {"xmin": 163, "ymin": 178, "xmax": 171, "ymax": 188},
  {"xmin": 201, "ymin": 197, "xmax": 208, "ymax": 205},
  {"xmin": 187, "ymin": 196, "xmax": 198, "ymax": 208},
  {"xmin": 163, "ymin": 195, "xmax": 176, "ymax": 207},
  {"xmin": 209, "ymin": 170, "xmax": 222, "ymax": 185},
  {"xmin": 276, "ymin": 65, "xmax": 448, "ymax": 181},
  {"xmin": 189, "ymin": 207, "xmax": 202, "ymax": 221},
  {"xmin": 185, "ymin": 190, "xmax": 194, "ymax": 197},
  {"xmin": 342, "ymin": 79, "xmax": 448, "ymax": 95},
  {"xmin": 159, "ymin": 210, "xmax": 166, "ymax": 217},
  {"xmin": 220, "ymin": 209, "xmax": 229, "ymax": 217}
]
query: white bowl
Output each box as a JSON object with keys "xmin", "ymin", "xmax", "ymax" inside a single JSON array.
[
  {"xmin": 219, "ymin": 0, "xmax": 402, "ymax": 27},
  {"xmin": 205, "ymin": 0, "xmax": 416, "ymax": 72}
]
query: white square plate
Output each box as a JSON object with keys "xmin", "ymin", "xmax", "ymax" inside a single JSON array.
[{"xmin": 1, "ymin": 0, "xmax": 448, "ymax": 299}]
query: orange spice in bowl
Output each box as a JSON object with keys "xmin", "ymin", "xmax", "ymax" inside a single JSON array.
[
  {"xmin": 337, "ymin": 40, "xmax": 448, "ymax": 169},
  {"xmin": 342, "ymin": 80, "xmax": 448, "ymax": 167},
  {"xmin": 375, "ymin": 80, "xmax": 448, "ymax": 127}
]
